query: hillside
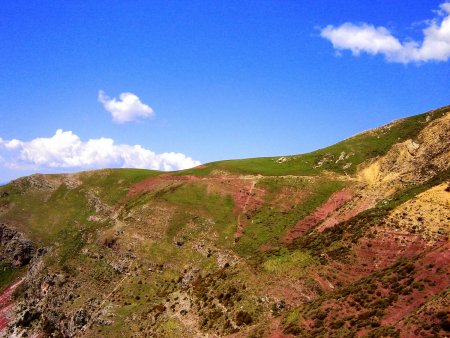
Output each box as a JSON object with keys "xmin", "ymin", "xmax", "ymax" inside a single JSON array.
[{"xmin": 0, "ymin": 105, "xmax": 449, "ymax": 337}]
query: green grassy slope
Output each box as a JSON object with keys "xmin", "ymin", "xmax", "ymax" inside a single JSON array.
[
  {"xmin": 179, "ymin": 105, "xmax": 449, "ymax": 177},
  {"xmin": 0, "ymin": 169, "xmax": 160, "ymax": 252}
]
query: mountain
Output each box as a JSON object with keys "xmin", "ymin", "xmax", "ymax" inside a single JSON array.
[{"xmin": 0, "ymin": 105, "xmax": 449, "ymax": 337}]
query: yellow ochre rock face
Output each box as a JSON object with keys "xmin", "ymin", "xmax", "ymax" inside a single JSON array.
[
  {"xmin": 386, "ymin": 182, "xmax": 450, "ymax": 242},
  {"xmin": 358, "ymin": 112, "xmax": 450, "ymax": 189}
]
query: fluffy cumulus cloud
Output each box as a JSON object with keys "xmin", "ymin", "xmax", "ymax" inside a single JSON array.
[
  {"xmin": 98, "ymin": 90, "xmax": 154, "ymax": 123},
  {"xmin": 0, "ymin": 130, "xmax": 200, "ymax": 171},
  {"xmin": 321, "ymin": 2, "xmax": 450, "ymax": 63}
]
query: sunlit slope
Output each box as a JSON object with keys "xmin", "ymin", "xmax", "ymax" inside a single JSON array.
[
  {"xmin": 0, "ymin": 169, "xmax": 160, "ymax": 245},
  {"xmin": 0, "ymin": 105, "xmax": 448, "ymax": 337},
  {"xmin": 180, "ymin": 105, "xmax": 450, "ymax": 176}
]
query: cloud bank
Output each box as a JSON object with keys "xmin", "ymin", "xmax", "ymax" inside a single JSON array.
[
  {"xmin": 98, "ymin": 90, "xmax": 154, "ymax": 123},
  {"xmin": 321, "ymin": 2, "xmax": 450, "ymax": 63},
  {"xmin": 0, "ymin": 130, "xmax": 200, "ymax": 172}
]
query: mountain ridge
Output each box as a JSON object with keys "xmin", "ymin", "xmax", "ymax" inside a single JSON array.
[{"xmin": 0, "ymin": 105, "xmax": 449, "ymax": 337}]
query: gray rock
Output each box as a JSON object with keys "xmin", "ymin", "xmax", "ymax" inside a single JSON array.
[
  {"xmin": 72, "ymin": 308, "xmax": 89, "ymax": 328},
  {"xmin": 0, "ymin": 223, "xmax": 35, "ymax": 267}
]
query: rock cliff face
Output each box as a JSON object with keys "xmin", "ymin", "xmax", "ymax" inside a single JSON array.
[
  {"xmin": 358, "ymin": 112, "xmax": 450, "ymax": 190},
  {"xmin": 0, "ymin": 106, "xmax": 449, "ymax": 337},
  {"xmin": 9, "ymin": 260, "xmax": 91, "ymax": 338},
  {"xmin": 0, "ymin": 224, "xmax": 34, "ymax": 267}
]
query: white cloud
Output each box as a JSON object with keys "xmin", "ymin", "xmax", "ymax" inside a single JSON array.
[
  {"xmin": 98, "ymin": 90, "xmax": 154, "ymax": 123},
  {"xmin": 0, "ymin": 130, "xmax": 200, "ymax": 172},
  {"xmin": 321, "ymin": 2, "xmax": 450, "ymax": 63}
]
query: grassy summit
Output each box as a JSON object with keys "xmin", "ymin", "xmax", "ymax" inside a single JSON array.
[{"xmin": 181, "ymin": 105, "xmax": 449, "ymax": 176}]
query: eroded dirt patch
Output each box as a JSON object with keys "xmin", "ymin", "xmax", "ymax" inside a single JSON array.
[
  {"xmin": 317, "ymin": 193, "xmax": 377, "ymax": 232},
  {"xmin": 0, "ymin": 279, "xmax": 23, "ymax": 333},
  {"xmin": 283, "ymin": 189, "xmax": 353, "ymax": 243},
  {"xmin": 127, "ymin": 174, "xmax": 201, "ymax": 197},
  {"xmin": 382, "ymin": 241, "xmax": 450, "ymax": 326}
]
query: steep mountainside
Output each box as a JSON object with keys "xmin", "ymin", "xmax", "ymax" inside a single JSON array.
[{"xmin": 0, "ymin": 106, "xmax": 449, "ymax": 337}]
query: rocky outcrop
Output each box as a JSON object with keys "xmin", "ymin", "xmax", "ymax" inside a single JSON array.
[
  {"xmin": 358, "ymin": 112, "xmax": 450, "ymax": 192},
  {"xmin": 0, "ymin": 224, "xmax": 34, "ymax": 267},
  {"xmin": 7, "ymin": 260, "xmax": 95, "ymax": 337}
]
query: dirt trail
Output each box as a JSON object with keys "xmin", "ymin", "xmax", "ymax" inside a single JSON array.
[
  {"xmin": 80, "ymin": 261, "xmax": 134, "ymax": 337},
  {"xmin": 127, "ymin": 172, "xmax": 354, "ymax": 197},
  {"xmin": 235, "ymin": 180, "xmax": 257, "ymax": 239}
]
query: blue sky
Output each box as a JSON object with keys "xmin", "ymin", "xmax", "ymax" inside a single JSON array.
[{"xmin": 1, "ymin": 0, "xmax": 449, "ymax": 182}]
